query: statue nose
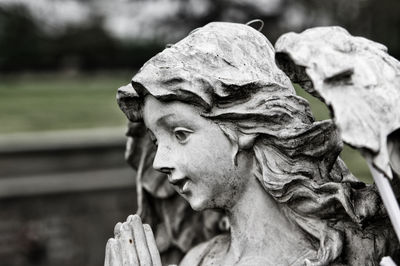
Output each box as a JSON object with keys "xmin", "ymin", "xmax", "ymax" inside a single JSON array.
[{"xmin": 153, "ymin": 144, "xmax": 175, "ymax": 173}]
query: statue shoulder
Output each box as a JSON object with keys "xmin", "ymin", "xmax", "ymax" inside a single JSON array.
[{"xmin": 179, "ymin": 234, "xmax": 229, "ymax": 266}]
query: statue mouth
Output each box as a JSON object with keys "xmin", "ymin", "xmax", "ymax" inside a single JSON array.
[
  {"xmin": 169, "ymin": 177, "xmax": 190, "ymax": 194},
  {"xmin": 180, "ymin": 180, "xmax": 190, "ymax": 194}
]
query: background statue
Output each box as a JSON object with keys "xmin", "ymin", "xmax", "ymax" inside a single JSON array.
[
  {"xmin": 274, "ymin": 26, "xmax": 400, "ymax": 246},
  {"xmin": 107, "ymin": 22, "xmax": 399, "ymax": 265}
]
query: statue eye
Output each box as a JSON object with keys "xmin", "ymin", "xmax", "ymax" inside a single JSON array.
[{"xmin": 173, "ymin": 128, "xmax": 193, "ymax": 143}]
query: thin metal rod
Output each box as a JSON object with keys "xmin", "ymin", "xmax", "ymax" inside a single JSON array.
[{"xmin": 368, "ymin": 163, "xmax": 400, "ymax": 242}]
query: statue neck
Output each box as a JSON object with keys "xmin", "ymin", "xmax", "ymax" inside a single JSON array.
[{"xmin": 225, "ymin": 175, "xmax": 314, "ymax": 264}]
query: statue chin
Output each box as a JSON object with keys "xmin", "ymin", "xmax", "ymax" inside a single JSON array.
[
  {"xmin": 183, "ymin": 194, "xmax": 216, "ymax": 212},
  {"xmin": 188, "ymin": 201, "xmax": 207, "ymax": 212}
]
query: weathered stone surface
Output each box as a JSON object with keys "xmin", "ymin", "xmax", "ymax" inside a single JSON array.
[
  {"xmin": 123, "ymin": 122, "xmax": 223, "ymax": 265},
  {"xmin": 110, "ymin": 22, "xmax": 399, "ymax": 266},
  {"xmin": 275, "ymin": 26, "xmax": 400, "ymax": 179}
]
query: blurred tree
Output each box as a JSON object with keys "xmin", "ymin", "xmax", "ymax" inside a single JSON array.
[
  {"xmin": 0, "ymin": 0, "xmax": 399, "ymax": 72},
  {"xmin": 0, "ymin": 5, "xmax": 53, "ymax": 71},
  {"xmin": 0, "ymin": 5, "xmax": 163, "ymax": 72}
]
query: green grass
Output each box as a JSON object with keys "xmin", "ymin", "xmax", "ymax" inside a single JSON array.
[
  {"xmin": 0, "ymin": 74, "xmax": 372, "ymax": 183},
  {"xmin": 0, "ymin": 72, "xmax": 131, "ymax": 133}
]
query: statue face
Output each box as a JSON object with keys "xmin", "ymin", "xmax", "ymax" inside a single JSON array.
[{"xmin": 143, "ymin": 95, "xmax": 252, "ymax": 211}]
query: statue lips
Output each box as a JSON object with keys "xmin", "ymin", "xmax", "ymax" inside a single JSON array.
[{"xmin": 168, "ymin": 176, "xmax": 190, "ymax": 194}]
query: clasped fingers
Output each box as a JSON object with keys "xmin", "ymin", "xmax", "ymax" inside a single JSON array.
[{"xmin": 105, "ymin": 214, "xmax": 162, "ymax": 266}]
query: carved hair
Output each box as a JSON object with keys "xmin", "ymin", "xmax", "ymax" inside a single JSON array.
[{"xmin": 117, "ymin": 22, "xmax": 397, "ymax": 265}]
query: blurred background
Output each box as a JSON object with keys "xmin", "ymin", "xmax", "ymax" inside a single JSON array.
[{"xmin": 1, "ymin": 0, "xmax": 399, "ymax": 265}]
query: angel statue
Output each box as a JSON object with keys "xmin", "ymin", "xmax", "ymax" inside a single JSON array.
[{"xmin": 105, "ymin": 22, "xmax": 400, "ymax": 265}]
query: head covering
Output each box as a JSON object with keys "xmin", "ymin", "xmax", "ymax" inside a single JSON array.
[{"xmin": 117, "ymin": 22, "xmax": 295, "ymax": 122}]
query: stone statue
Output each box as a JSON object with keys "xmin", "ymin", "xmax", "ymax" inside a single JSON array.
[{"xmin": 106, "ymin": 22, "xmax": 399, "ymax": 265}]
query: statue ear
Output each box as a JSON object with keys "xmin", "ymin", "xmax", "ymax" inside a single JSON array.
[
  {"xmin": 238, "ymin": 133, "xmax": 257, "ymax": 150},
  {"xmin": 217, "ymin": 123, "xmax": 257, "ymax": 164},
  {"xmin": 232, "ymin": 133, "xmax": 257, "ymax": 166}
]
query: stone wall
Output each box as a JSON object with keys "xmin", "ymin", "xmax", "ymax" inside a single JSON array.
[{"xmin": 0, "ymin": 129, "xmax": 136, "ymax": 266}]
